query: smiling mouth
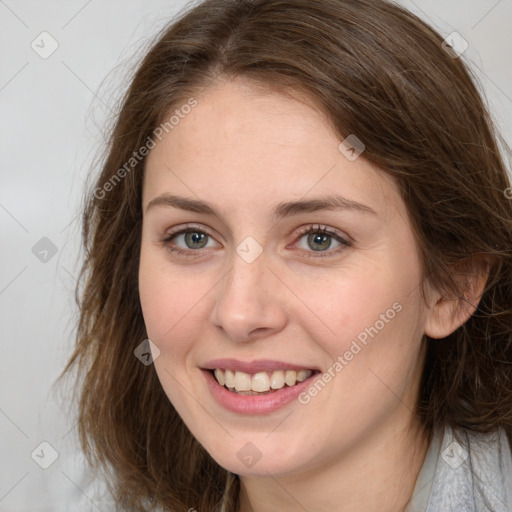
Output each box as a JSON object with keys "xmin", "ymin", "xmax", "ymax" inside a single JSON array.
[{"xmin": 210, "ymin": 368, "xmax": 319, "ymax": 395}]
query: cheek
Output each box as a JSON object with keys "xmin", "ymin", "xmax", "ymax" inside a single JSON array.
[
  {"xmin": 139, "ymin": 247, "xmax": 185, "ymax": 346},
  {"xmin": 307, "ymin": 253, "xmax": 425, "ymax": 379},
  {"xmin": 306, "ymin": 265, "xmax": 403, "ymax": 343},
  {"xmin": 138, "ymin": 251, "xmax": 198, "ymax": 408},
  {"xmin": 138, "ymin": 245, "xmax": 216, "ymax": 364}
]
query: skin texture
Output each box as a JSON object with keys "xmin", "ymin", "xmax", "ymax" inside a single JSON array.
[{"xmin": 138, "ymin": 78, "xmax": 479, "ymax": 512}]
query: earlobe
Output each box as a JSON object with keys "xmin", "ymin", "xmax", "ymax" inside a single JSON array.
[{"xmin": 424, "ymin": 255, "xmax": 492, "ymax": 340}]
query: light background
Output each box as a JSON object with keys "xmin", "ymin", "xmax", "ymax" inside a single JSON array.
[{"xmin": 0, "ymin": 0, "xmax": 511, "ymax": 510}]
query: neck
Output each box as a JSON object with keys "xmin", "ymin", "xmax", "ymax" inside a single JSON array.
[{"xmin": 237, "ymin": 414, "xmax": 430, "ymax": 512}]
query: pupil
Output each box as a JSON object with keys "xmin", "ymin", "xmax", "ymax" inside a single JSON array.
[
  {"xmin": 186, "ymin": 231, "xmax": 206, "ymax": 248},
  {"xmin": 309, "ymin": 233, "xmax": 330, "ymax": 251}
]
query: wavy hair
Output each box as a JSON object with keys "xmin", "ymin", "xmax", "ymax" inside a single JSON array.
[{"xmin": 58, "ymin": 0, "xmax": 512, "ymax": 510}]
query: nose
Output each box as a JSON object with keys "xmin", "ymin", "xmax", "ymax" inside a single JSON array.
[{"xmin": 209, "ymin": 247, "xmax": 288, "ymax": 342}]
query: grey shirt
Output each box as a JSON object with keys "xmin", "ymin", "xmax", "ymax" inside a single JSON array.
[{"xmin": 405, "ymin": 427, "xmax": 512, "ymax": 512}]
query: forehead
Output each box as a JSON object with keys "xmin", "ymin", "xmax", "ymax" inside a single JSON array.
[{"xmin": 142, "ymin": 79, "xmax": 402, "ymax": 222}]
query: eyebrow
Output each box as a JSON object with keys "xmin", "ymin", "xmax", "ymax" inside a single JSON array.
[{"xmin": 146, "ymin": 193, "xmax": 377, "ymax": 219}]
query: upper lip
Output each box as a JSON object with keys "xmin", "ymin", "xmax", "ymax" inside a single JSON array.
[{"xmin": 202, "ymin": 358, "xmax": 319, "ymax": 374}]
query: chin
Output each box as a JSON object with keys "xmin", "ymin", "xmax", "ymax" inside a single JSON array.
[{"xmin": 201, "ymin": 435, "xmax": 314, "ymax": 478}]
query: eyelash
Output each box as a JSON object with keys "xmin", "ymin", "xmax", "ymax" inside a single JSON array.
[{"xmin": 160, "ymin": 224, "xmax": 352, "ymax": 259}]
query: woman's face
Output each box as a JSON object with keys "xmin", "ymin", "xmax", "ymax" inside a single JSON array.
[{"xmin": 139, "ymin": 78, "xmax": 432, "ymax": 477}]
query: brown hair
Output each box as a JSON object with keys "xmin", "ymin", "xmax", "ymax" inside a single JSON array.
[{"xmin": 57, "ymin": 0, "xmax": 512, "ymax": 510}]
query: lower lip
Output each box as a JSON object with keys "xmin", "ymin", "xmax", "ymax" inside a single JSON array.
[{"xmin": 202, "ymin": 369, "xmax": 318, "ymax": 414}]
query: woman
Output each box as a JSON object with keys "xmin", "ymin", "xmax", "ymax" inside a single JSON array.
[{"xmin": 59, "ymin": 0, "xmax": 512, "ymax": 510}]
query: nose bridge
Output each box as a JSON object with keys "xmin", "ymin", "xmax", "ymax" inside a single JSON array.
[
  {"xmin": 210, "ymin": 242, "xmax": 286, "ymax": 341},
  {"xmin": 223, "ymin": 244, "xmax": 269, "ymax": 313},
  {"xmin": 230, "ymin": 251, "xmax": 265, "ymax": 296}
]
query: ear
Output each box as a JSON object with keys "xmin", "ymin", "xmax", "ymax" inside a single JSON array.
[{"xmin": 424, "ymin": 255, "xmax": 492, "ymax": 339}]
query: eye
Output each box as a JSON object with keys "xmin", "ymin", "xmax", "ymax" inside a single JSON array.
[
  {"xmin": 160, "ymin": 224, "xmax": 218, "ymax": 256},
  {"xmin": 160, "ymin": 223, "xmax": 352, "ymax": 259},
  {"xmin": 293, "ymin": 224, "xmax": 352, "ymax": 258}
]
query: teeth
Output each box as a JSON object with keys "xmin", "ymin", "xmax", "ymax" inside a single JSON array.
[
  {"xmin": 224, "ymin": 369, "xmax": 235, "ymax": 388},
  {"xmin": 213, "ymin": 368, "xmax": 313, "ymax": 393},
  {"xmin": 214, "ymin": 369, "xmax": 225, "ymax": 386},
  {"xmin": 234, "ymin": 371, "xmax": 252, "ymax": 391},
  {"xmin": 296, "ymin": 369, "xmax": 310, "ymax": 382},
  {"xmin": 270, "ymin": 370, "xmax": 285, "ymax": 389},
  {"xmin": 285, "ymin": 370, "xmax": 296, "ymax": 386},
  {"xmin": 252, "ymin": 372, "xmax": 270, "ymax": 392}
]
